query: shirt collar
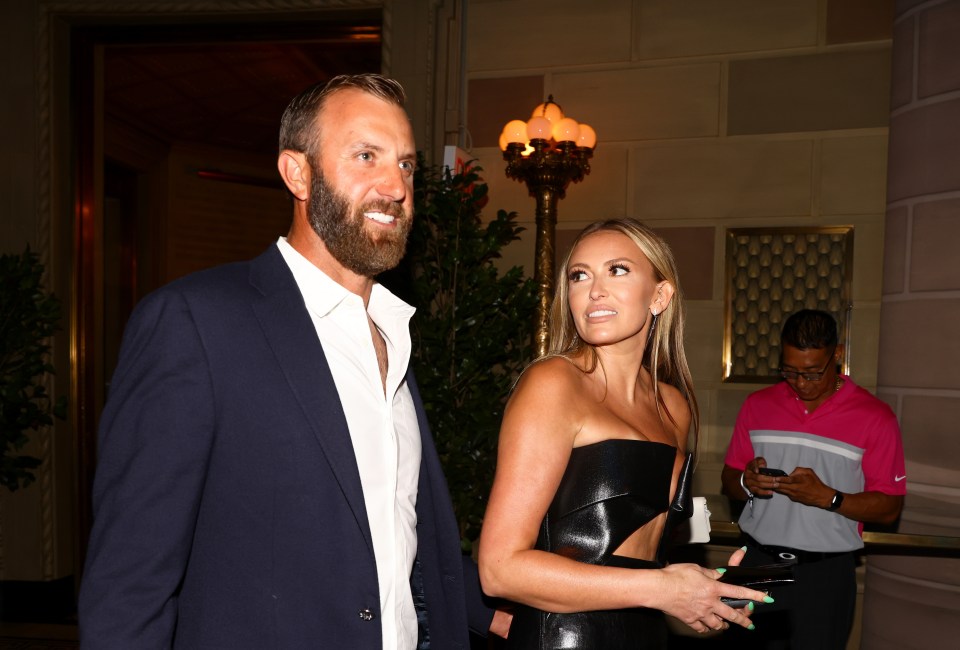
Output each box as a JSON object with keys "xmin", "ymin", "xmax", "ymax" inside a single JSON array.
[{"xmin": 275, "ymin": 237, "xmax": 416, "ymax": 329}]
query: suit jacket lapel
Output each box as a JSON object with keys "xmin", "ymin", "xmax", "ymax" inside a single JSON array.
[{"xmin": 248, "ymin": 245, "xmax": 374, "ymax": 555}]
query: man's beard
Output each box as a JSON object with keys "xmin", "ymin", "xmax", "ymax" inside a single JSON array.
[{"xmin": 307, "ymin": 167, "xmax": 411, "ymax": 277}]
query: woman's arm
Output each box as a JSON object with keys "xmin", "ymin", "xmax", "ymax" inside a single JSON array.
[{"xmin": 477, "ymin": 361, "xmax": 767, "ymax": 633}]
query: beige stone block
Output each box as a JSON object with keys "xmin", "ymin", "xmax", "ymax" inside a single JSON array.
[
  {"xmin": 695, "ymin": 389, "xmax": 720, "ymax": 455},
  {"xmin": 901, "ymin": 395, "xmax": 960, "ymax": 483},
  {"xmin": 848, "ymin": 217, "xmax": 886, "ymax": 299},
  {"xmin": 826, "ymin": 0, "xmax": 894, "ymax": 44},
  {"xmin": 891, "ymin": 17, "xmax": 914, "ymax": 110},
  {"xmin": 918, "ymin": 1, "xmax": 960, "ymax": 97},
  {"xmin": 861, "ymin": 556, "xmax": 960, "ymax": 649},
  {"xmin": 690, "ymin": 461, "xmax": 724, "ymax": 499},
  {"xmin": 899, "ymin": 494, "xmax": 960, "ymax": 535},
  {"xmin": 883, "ymin": 206, "xmax": 908, "ymax": 295},
  {"xmin": 468, "ymin": 0, "xmax": 632, "ymax": 71},
  {"xmin": 654, "ymin": 227, "xmax": 715, "ymax": 301},
  {"xmin": 820, "ymin": 136, "xmax": 888, "ymax": 216},
  {"xmin": 874, "ymin": 389, "xmax": 898, "ymax": 415},
  {"xmin": 635, "ymin": 0, "xmax": 816, "ymax": 59},
  {"xmin": 694, "ymin": 449, "xmax": 728, "ymax": 476},
  {"xmin": 684, "ymin": 301, "xmax": 725, "ymax": 382},
  {"xmin": 559, "ymin": 145, "xmax": 629, "ymax": 225},
  {"xmin": 728, "ymin": 49, "xmax": 892, "ymax": 135},
  {"xmin": 912, "ymin": 198, "xmax": 960, "ymax": 291},
  {"xmin": 888, "ymin": 98, "xmax": 960, "ymax": 202},
  {"xmin": 467, "ymin": 76, "xmax": 544, "ymax": 149},
  {"xmin": 630, "ymin": 140, "xmax": 813, "ymax": 219},
  {"xmin": 715, "ymin": 386, "xmax": 761, "ymax": 446},
  {"xmin": 847, "ymin": 302, "xmax": 880, "ymax": 390},
  {"xmin": 552, "ymin": 64, "xmax": 721, "ymax": 142},
  {"xmin": 878, "ymin": 298, "xmax": 960, "ymax": 389}
]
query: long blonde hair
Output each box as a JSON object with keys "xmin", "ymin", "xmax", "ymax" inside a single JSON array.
[{"xmin": 546, "ymin": 218, "xmax": 699, "ymax": 452}]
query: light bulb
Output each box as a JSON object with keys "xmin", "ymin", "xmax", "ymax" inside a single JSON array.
[
  {"xmin": 531, "ymin": 101, "xmax": 563, "ymax": 124},
  {"xmin": 552, "ymin": 117, "xmax": 580, "ymax": 143},
  {"xmin": 499, "ymin": 131, "xmax": 509, "ymax": 152},
  {"xmin": 502, "ymin": 119, "xmax": 528, "ymax": 145},
  {"xmin": 577, "ymin": 124, "xmax": 597, "ymax": 148},
  {"xmin": 526, "ymin": 116, "xmax": 552, "ymax": 140}
]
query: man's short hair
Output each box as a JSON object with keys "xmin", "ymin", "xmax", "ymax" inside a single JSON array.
[
  {"xmin": 278, "ymin": 73, "xmax": 406, "ymax": 159},
  {"xmin": 781, "ymin": 309, "xmax": 838, "ymax": 350}
]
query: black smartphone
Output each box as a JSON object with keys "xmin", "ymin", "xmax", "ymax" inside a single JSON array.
[{"xmin": 758, "ymin": 467, "xmax": 787, "ymax": 477}]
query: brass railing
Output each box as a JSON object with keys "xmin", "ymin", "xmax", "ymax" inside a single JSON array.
[
  {"xmin": 709, "ymin": 519, "xmax": 960, "ymax": 554},
  {"xmin": 861, "ymin": 530, "xmax": 960, "ymax": 552}
]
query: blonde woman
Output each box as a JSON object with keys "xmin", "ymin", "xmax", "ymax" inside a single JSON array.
[{"xmin": 479, "ymin": 219, "xmax": 768, "ymax": 649}]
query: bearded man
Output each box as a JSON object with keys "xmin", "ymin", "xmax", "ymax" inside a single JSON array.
[{"xmin": 80, "ymin": 74, "xmax": 506, "ymax": 649}]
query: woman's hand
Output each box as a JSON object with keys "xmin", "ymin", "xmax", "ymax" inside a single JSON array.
[{"xmin": 650, "ymin": 548, "xmax": 769, "ymax": 634}]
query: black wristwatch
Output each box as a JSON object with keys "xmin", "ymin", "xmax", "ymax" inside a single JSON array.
[{"xmin": 827, "ymin": 491, "xmax": 845, "ymax": 511}]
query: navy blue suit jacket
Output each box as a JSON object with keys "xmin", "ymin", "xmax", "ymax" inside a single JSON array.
[{"xmin": 79, "ymin": 245, "xmax": 492, "ymax": 648}]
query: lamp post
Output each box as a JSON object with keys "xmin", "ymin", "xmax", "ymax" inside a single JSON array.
[{"xmin": 500, "ymin": 96, "xmax": 596, "ymax": 357}]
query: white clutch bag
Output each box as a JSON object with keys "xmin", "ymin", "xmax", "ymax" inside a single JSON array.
[{"xmin": 675, "ymin": 496, "xmax": 712, "ymax": 544}]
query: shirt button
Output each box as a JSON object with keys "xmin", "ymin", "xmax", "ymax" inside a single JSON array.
[{"xmin": 358, "ymin": 608, "xmax": 375, "ymax": 621}]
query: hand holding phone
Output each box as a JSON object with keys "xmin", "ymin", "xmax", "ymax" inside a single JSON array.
[{"xmin": 752, "ymin": 466, "xmax": 787, "ymax": 499}]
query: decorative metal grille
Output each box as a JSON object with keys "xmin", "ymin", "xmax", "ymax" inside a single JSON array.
[{"xmin": 723, "ymin": 227, "xmax": 853, "ymax": 382}]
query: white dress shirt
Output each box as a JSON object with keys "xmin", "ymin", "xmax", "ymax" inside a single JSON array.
[{"xmin": 278, "ymin": 237, "xmax": 421, "ymax": 650}]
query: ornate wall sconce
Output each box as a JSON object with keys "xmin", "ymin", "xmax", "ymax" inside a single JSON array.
[{"xmin": 499, "ymin": 96, "xmax": 596, "ymax": 357}]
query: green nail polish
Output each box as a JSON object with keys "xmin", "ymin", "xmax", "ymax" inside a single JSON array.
[
  {"xmin": 716, "ymin": 567, "xmax": 727, "ymax": 574},
  {"xmin": 740, "ymin": 545, "xmax": 748, "ymax": 552},
  {"xmin": 747, "ymin": 601, "xmax": 755, "ymax": 612},
  {"xmin": 748, "ymin": 624, "xmax": 756, "ymax": 631},
  {"xmin": 762, "ymin": 596, "xmax": 775, "ymax": 604}
]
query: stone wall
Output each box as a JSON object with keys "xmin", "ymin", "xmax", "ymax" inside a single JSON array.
[{"xmin": 464, "ymin": 0, "xmax": 895, "ymax": 495}]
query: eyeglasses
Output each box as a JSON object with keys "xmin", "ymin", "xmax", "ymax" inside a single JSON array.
[{"xmin": 779, "ymin": 356, "xmax": 835, "ymax": 382}]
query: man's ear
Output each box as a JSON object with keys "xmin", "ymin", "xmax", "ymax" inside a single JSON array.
[
  {"xmin": 277, "ymin": 150, "xmax": 310, "ymax": 201},
  {"xmin": 834, "ymin": 344, "xmax": 845, "ymax": 365},
  {"xmin": 651, "ymin": 281, "xmax": 675, "ymax": 314}
]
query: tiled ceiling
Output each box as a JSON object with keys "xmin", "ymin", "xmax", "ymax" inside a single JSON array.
[{"xmin": 103, "ymin": 22, "xmax": 382, "ymax": 158}]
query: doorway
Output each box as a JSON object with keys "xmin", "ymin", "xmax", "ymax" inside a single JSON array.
[{"xmin": 70, "ymin": 9, "xmax": 382, "ymax": 621}]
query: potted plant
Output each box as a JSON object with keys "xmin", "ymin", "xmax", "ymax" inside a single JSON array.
[
  {"xmin": 383, "ymin": 158, "xmax": 537, "ymax": 550},
  {"xmin": 0, "ymin": 248, "xmax": 67, "ymax": 492}
]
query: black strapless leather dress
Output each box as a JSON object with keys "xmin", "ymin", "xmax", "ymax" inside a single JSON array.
[{"xmin": 506, "ymin": 439, "xmax": 693, "ymax": 650}]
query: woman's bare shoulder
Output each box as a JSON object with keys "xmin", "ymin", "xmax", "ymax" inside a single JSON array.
[
  {"xmin": 519, "ymin": 355, "xmax": 586, "ymax": 385},
  {"xmin": 498, "ymin": 357, "xmax": 589, "ymax": 452},
  {"xmin": 657, "ymin": 379, "xmax": 686, "ymax": 404},
  {"xmin": 508, "ymin": 356, "xmax": 589, "ymax": 411}
]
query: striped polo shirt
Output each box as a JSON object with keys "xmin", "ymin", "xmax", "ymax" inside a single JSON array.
[{"xmin": 724, "ymin": 376, "xmax": 906, "ymax": 552}]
